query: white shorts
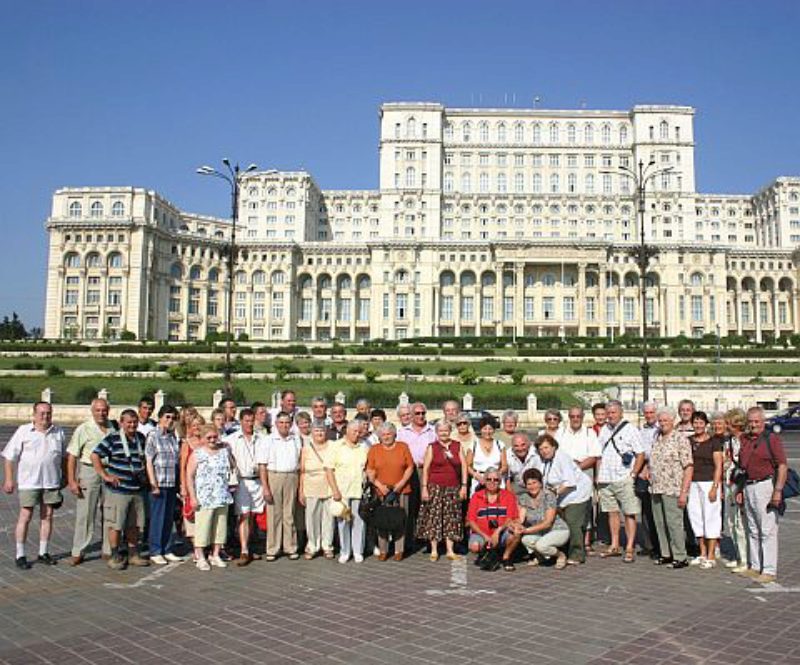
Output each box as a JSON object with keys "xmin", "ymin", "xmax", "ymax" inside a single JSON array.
[{"xmin": 234, "ymin": 477, "xmax": 265, "ymax": 515}]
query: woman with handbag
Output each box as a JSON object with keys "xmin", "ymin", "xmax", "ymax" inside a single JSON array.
[
  {"xmin": 366, "ymin": 423, "xmax": 414, "ymax": 561},
  {"xmin": 299, "ymin": 422, "xmax": 336, "ymax": 559},
  {"xmin": 186, "ymin": 424, "xmax": 236, "ymax": 571},
  {"xmin": 179, "ymin": 413, "xmax": 205, "ymax": 555},
  {"xmin": 417, "ymin": 420, "xmax": 468, "ymax": 561},
  {"xmin": 324, "ymin": 422, "xmax": 368, "ymax": 563},
  {"xmin": 722, "ymin": 408, "xmax": 748, "ymax": 572}
]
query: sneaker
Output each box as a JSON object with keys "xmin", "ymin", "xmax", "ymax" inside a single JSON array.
[
  {"xmin": 287, "ymin": 553, "xmax": 300, "ymax": 561},
  {"xmin": 164, "ymin": 553, "xmax": 186, "ymax": 563},
  {"xmin": 196, "ymin": 558, "xmax": 211, "ymax": 571},
  {"xmin": 37, "ymin": 553, "xmax": 57, "ymax": 566},
  {"xmin": 724, "ymin": 559, "xmax": 740, "ymax": 569},
  {"xmin": 669, "ymin": 559, "xmax": 689, "ymax": 569},
  {"xmin": 373, "ymin": 546, "xmax": 381, "ymax": 556},
  {"xmin": 15, "ymin": 556, "xmax": 31, "ymax": 570},
  {"xmin": 689, "ymin": 556, "xmax": 705, "ymax": 566},
  {"xmin": 756, "ymin": 573, "xmax": 777, "ymax": 584},
  {"xmin": 699, "ymin": 559, "xmax": 717, "ymax": 570},
  {"xmin": 731, "ymin": 564, "xmax": 749, "ymax": 574},
  {"xmin": 218, "ymin": 550, "xmax": 233, "ymax": 562},
  {"xmin": 107, "ymin": 555, "xmax": 127, "ymax": 571},
  {"xmin": 128, "ymin": 553, "xmax": 151, "ymax": 567},
  {"xmin": 150, "ymin": 555, "xmax": 168, "ymax": 565},
  {"xmin": 338, "ymin": 554, "xmax": 350, "ymax": 564},
  {"xmin": 353, "ymin": 554, "xmax": 364, "ymax": 563},
  {"xmin": 209, "ymin": 555, "xmax": 227, "ymax": 568}
]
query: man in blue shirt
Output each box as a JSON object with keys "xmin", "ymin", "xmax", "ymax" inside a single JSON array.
[{"xmin": 92, "ymin": 409, "xmax": 150, "ymax": 570}]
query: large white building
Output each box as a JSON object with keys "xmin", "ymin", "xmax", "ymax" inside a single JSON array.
[{"xmin": 44, "ymin": 101, "xmax": 800, "ymax": 342}]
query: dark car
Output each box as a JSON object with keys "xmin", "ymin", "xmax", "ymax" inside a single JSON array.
[
  {"xmin": 461, "ymin": 409, "xmax": 497, "ymax": 432},
  {"xmin": 767, "ymin": 405, "xmax": 800, "ymax": 434}
]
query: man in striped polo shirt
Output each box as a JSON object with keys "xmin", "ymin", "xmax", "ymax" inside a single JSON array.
[{"xmin": 91, "ymin": 409, "xmax": 150, "ymax": 570}]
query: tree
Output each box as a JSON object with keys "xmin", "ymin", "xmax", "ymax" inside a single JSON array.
[{"xmin": 0, "ymin": 312, "xmax": 28, "ymax": 340}]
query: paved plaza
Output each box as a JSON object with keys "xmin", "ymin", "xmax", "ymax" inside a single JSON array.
[{"xmin": 0, "ymin": 428, "xmax": 799, "ymax": 665}]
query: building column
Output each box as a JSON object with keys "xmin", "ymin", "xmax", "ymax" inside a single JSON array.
[
  {"xmin": 515, "ymin": 262, "xmax": 524, "ymax": 339},
  {"xmin": 755, "ymin": 294, "xmax": 762, "ymax": 343},
  {"xmin": 310, "ymin": 287, "xmax": 318, "ymax": 340},
  {"xmin": 773, "ymin": 291, "xmax": 780, "ymax": 339},
  {"xmin": 454, "ymin": 287, "xmax": 461, "ymax": 336},
  {"xmin": 599, "ymin": 266, "xmax": 608, "ymax": 337},
  {"xmin": 577, "ymin": 263, "xmax": 586, "ymax": 336},
  {"xmin": 735, "ymin": 290, "xmax": 742, "ymax": 336}
]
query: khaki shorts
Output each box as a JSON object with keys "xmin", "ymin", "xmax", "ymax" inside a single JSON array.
[
  {"xmin": 19, "ymin": 488, "xmax": 63, "ymax": 509},
  {"xmin": 104, "ymin": 491, "xmax": 146, "ymax": 531},
  {"xmin": 598, "ymin": 477, "xmax": 641, "ymax": 516}
]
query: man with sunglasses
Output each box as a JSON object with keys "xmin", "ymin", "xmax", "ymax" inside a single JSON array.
[
  {"xmin": 467, "ymin": 468, "xmax": 520, "ymax": 571},
  {"xmin": 398, "ymin": 402, "xmax": 437, "ymax": 552}
]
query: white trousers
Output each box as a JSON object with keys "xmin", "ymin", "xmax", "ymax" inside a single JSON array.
[
  {"xmin": 305, "ymin": 496, "xmax": 334, "ymax": 553},
  {"xmin": 521, "ymin": 529, "xmax": 569, "ymax": 558},
  {"xmin": 744, "ymin": 479, "xmax": 779, "ymax": 576},
  {"xmin": 336, "ymin": 499, "xmax": 365, "ymax": 559},
  {"xmin": 687, "ymin": 481, "xmax": 722, "ymax": 539}
]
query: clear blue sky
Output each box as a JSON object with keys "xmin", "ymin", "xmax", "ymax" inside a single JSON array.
[{"xmin": 1, "ymin": 0, "xmax": 798, "ymax": 328}]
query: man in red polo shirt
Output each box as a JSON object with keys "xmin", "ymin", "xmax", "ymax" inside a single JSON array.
[
  {"xmin": 736, "ymin": 406, "xmax": 788, "ymax": 584},
  {"xmin": 467, "ymin": 468, "xmax": 520, "ymax": 570}
]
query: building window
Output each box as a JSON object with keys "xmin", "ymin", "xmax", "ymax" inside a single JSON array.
[
  {"xmin": 645, "ymin": 298, "xmax": 654, "ymax": 324},
  {"xmin": 563, "ymin": 297, "xmax": 575, "ymax": 321},
  {"xmin": 441, "ymin": 295, "xmax": 453, "ymax": 320},
  {"xmin": 300, "ymin": 298, "xmax": 312, "ymax": 321},
  {"xmin": 68, "ymin": 201, "xmax": 82, "ymax": 218},
  {"xmin": 586, "ymin": 297, "xmax": 595, "ymax": 321},
  {"xmin": 272, "ymin": 292, "xmax": 284, "ymax": 319},
  {"xmin": 320, "ymin": 298, "xmax": 332, "ymax": 322},
  {"xmin": 337, "ymin": 298, "xmax": 351, "ymax": 322},
  {"xmin": 623, "ymin": 297, "xmax": 635, "ymax": 322},
  {"xmin": 479, "ymin": 173, "xmax": 489, "ymax": 193},
  {"xmin": 396, "ymin": 293, "xmax": 408, "ymax": 320},
  {"xmin": 759, "ymin": 301, "xmax": 768, "ymax": 325},
  {"xmin": 461, "ymin": 296, "xmax": 474, "ymax": 321},
  {"xmin": 605, "ymin": 297, "xmax": 616, "ymax": 323},
  {"xmin": 480, "ymin": 296, "xmax": 494, "ymax": 321},
  {"xmin": 523, "ymin": 297, "xmax": 534, "ymax": 321},
  {"xmin": 532, "ymin": 173, "xmax": 542, "ymax": 193},
  {"xmin": 235, "ymin": 292, "xmax": 246, "ymax": 319},
  {"xmin": 90, "ymin": 201, "xmax": 104, "ymax": 218},
  {"xmin": 741, "ymin": 302, "xmax": 751, "ymax": 325},
  {"xmin": 207, "ymin": 291, "xmax": 218, "ymax": 317},
  {"xmin": 503, "ymin": 297, "xmax": 513, "ymax": 322},
  {"xmin": 382, "ymin": 294, "xmax": 389, "ymax": 320},
  {"xmin": 108, "ymin": 252, "xmax": 122, "ymax": 269},
  {"xmin": 111, "ymin": 201, "xmax": 125, "ymax": 217},
  {"xmin": 188, "ymin": 288, "xmax": 201, "ymax": 315},
  {"xmin": 169, "ymin": 286, "xmax": 181, "ymax": 313}
]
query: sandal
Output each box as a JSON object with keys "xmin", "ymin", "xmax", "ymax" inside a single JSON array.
[
  {"xmin": 599, "ymin": 547, "xmax": 622, "ymax": 558},
  {"xmin": 430, "ymin": 553, "xmax": 439, "ymax": 562},
  {"xmin": 622, "ymin": 550, "xmax": 635, "ymax": 564}
]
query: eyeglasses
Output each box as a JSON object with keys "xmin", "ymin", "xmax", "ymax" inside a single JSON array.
[
  {"xmin": 456, "ymin": 421, "xmax": 469, "ymax": 426},
  {"xmin": 545, "ymin": 417, "xmax": 560, "ymax": 422},
  {"xmin": 414, "ymin": 411, "xmax": 427, "ymax": 416},
  {"xmin": 485, "ymin": 478, "xmax": 500, "ymax": 483}
]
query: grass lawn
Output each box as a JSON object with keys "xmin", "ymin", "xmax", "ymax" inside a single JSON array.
[{"xmin": 0, "ymin": 354, "xmax": 796, "ymax": 378}]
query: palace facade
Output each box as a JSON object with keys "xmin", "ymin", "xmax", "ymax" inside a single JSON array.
[{"xmin": 44, "ymin": 102, "xmax": 800, "ymax": 342}]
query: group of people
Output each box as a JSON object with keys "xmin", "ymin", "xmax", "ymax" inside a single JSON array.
[{"xmin": 1, "ymin": 391, "xmax": 790, "ymax": 584}]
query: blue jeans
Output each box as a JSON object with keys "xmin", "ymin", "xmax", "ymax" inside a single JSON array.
[{"xmin": 149, "ymin": 488, "xmax": 177, "ymax": 556}]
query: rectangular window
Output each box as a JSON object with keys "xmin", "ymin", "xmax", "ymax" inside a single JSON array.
[
  {"xmin": 585, "ymin": 297, "xmax": 595, "ymax": 321},
  {"xmin": 679, "ymin": 296, "xmax": 685, "ymax": 321},
  {"xmin": 691, "ymin": 295, "xmax": 703, "ymax": 323},
  {"xmin": 563, "ymin": 296, "xmax": 575, "ymax": 321},
  {"xmin": 441, "ymin": 295, "xmax": 453, "ymax": 320},
  {"xmin": 623, "ymin": 297, "xmax": 635, "ymax": 323},
  {"xmin": 338, "ymin": 298, "xmax": 351, "ymax": 322},
  {"xmin": 524, "ymin": 296, "xmax": 534, "ymax": 321},
  {"xmin": 503, "ymin": 296, "xmax": 514, "ymax": 322},
  {"xmin": 207, "ymin": 291, "xmax": 218, "ymax": 317},
  {"xmin": 382, "ymin": 294, "xmax": 389, "ymax": 320},
  {"xmin": 461, "ymin": 296, "xmax": 474, "ymax": 321},
  {"xmin": 86, "ymin": 289, "xmax": 100, "ymax": 305},
  {"xmin": 481, "ymin": 296, "xmax": 494, "ymax": 321},
  {"xmin": 320, "ymin": 298, "xmax": 332, "ymax": 321},
  {"xmin": 188, "ymin": 287, "xmax": 201, "ymax": 315},
  {"xmin": 645, "ymin": 298, "xmax": 654, "ymax": 324},
  {"xmin": 759, "ymin": 301, "xmax": 768, "ymax": 324},
  {"xmin": 414, "ymin": 293, "xmax": 421, "ymax": 319},
  {"xmin": 169, "ymin": 286, "xmax": 181, "ymax": 313},
  {"xmin": 107, "ymin": 290, "xmax": 121, "ymax": 306},
  {"xmin": 543, "ymin": 297, "xmax": 554, "ymax": 320},
  {"xmin": 605, "ymin": 297, "xmax": 616, "ymax": 323},
  {"xmin": 64, "ymin": 290, "xmax": 78, "ymax": 305},
  {"xmin": 396, "ymin": 293, "xmax": 408, "ymax": 320},
  {"xmin": 741, "ymin": 301, "xmax": 751, "ymax": 324},
  {"xmin": 300, "ymin": 298, "xmax": 312, "ymax": 321},
  {"xmin": 235, "ymin": 292, "xmax": 246, "ymax": 319},
  {"xmin": 358, "ymin": 298, "xmax": 370, "ymax": 322},
  {"xmin": 779, "ymin": 302, "xmax": 787, "ymax": 325}
]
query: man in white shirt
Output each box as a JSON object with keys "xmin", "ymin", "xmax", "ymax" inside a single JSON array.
[
  {"xmin": 596, "ymin": 400, "xmax": 645, "ymax": 561},
  {"xmin": 268, "ymin": 390, "xmax": 299, "ymax": 432},
  {"xmin": 136, "ymin": 398, "xmax": 157, "ymax": 439},
  {"xmin": 2, "ymin": 402, "xmax": 66, "ymax": 569},
  {"xmin": 225, "ymin": 408, "xmax": 268, "ymax": 566},
  {"xmin": 637, "ymin": 401, "xmax": 660, "ymax": 558},
  {"xmin": 506, "ymin": 433, "xmax": 539, "ymax": 497},
  {"xmin": 220, "ymin": 398, "xmax": 240, "ymax": 436},
  {"xmin": 259, "ymin": 411, "xmax": 302, "ymax": 561}
]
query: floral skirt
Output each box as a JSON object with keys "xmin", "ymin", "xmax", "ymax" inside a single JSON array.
[{"xmin": 416, "ymin": 484, "xmax": 463, "ymax": 542}]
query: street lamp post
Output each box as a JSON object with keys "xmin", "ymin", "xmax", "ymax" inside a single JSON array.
[
  {"xmin": 603, "ymin": 159, "xmax": 673, "ymax": 403},
  {"xmin": 197, "ymin": 159, "xmax": 257, "ymax": 397}
]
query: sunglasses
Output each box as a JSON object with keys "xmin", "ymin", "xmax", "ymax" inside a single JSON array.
[
  {"xmin": 485, "ymin": 478, "xmax": 500, "ymax": 483},
  {"xmin": 414, "ymin": 411, "xmax": 427, "ymax": 416}
]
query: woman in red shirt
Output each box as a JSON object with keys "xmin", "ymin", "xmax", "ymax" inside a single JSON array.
[{"xmin": 417, "ymin": 421, "xmax": 468, "ymax": 561}]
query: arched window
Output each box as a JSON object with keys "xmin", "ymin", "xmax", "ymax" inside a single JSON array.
[
  {"xmin": 111, "ymin": 201, "xmax": 125, "ymax": 217},
  {"xmin": 497, "ymin": 173, "xmax": 507, "ymax": 192},
  {"xmin": 532, "ymin": 173, "xmax": 542, "ymax": 193},
  {"xmin": 585, "ymin": 272, "xmax": 599, "ymax": 287},
  {"xmin": 550, "ymin": 173, "xmax": 559, "ymax": 193},
  {"xmin": 624, "ymin": 273, "xmax": 639, "ymax": 288},
  {"xmin": 496, "ymin": 122, "xmax": 506, "ymax": 143},
  {"xmin": 248, "ymin": 187, "xmax": 258, "ymax": 197},
  {"xmin": 357, "ymin": 275, "xmax": 371, "ymax": 290},
  {"xmin": 235, "ymin": 270, "xmax": 248, "ymax": 285},
  {"xmin": 460, "ymin": 271, "xmax": 476, "ymax": 287},
  {"xmin": 252, "ymin": 270, "xmax": 266, "ymax": 285},
  {"xmin": 318, "ymin": 274, "xmax": 332, "ymax": 290},
  {"xmin": 86, "ymin": 252, "xmax": 101, "ymax": 268},
  {"xmin": 601, "ymin": 124, "xmax": 611, "ymax": 144},
  {"xmin": 462, "ymin": 121, "xmax": 471, "ymax": 142},
  {"xmin": 107, "ymin": 252, "xmax": 122, "ymax": 269},
  {"xmin": 479, "ymin": 122, "xmax": 489, "ymax": 142},
  {"xmin": 532, "ymin": 123, "xmax": 541, "ymax": 144},
  {"xmin": 90, "ymin": 201, "xmax": 104, "ymax": 218},
  {"xmin": 461, "ymin": 172, "xmax": 471, "ymax": 193},
  {"xmin": 585, "ymin": 173, "xmax": 595, "ymax": 194},
  {"xmin": 338, "ymin": 275, "xmax": 352, "ymax": 290},
  {"xmin": 189, "ymin": 265, "xmax": 202, "ymax": 280},
  {"xmin": 406, "ymin": 117, "xmax": 416, "ymax": 138},
  {"xmin": 68, "ymin": 201, "xmax": 82, "ymax": 218},
  {"xmin": 567, "ymin": 123, "xmax": 576, "ymax": 144},
  {"xmin": 396, "ymin": 269, "xmax": 408, "ymax": 283},
  {"xmin": 444, "ymin": 122, "xmax": 453, "ymax": 140},
  {"xmin": 514, "ymin": 172, "xmax": 525, "ymax": 193},
  {"xmin": 440, "ymin": 271, "xmax": 455, "ymax": 287},
  {"xmin": 548, "ymin": 122, "xmax": 559, "ymax": 143},
  {"xmin": 405, "ymin": 167, "xmax": 416, "ymax": 188},
  {"xmin": 514, "ymin": 122, "xmax": 524, "ymax": 143},
  {"xmin": 690, "ymin": 272, "xmax": 704, "ymax": 287},
  {"xmin": 170, "ymin": 263, "xmax": 183, "ymax": 280},
  {"xmin": 297, "ymin": 274, "xmax": 311, "ymax": 290},
  {"xmin": 619, "ymin": 125, "xmax": 629, "ymax": 144},
  {"xmin": 479, "ymin": 172, "xmax": 489, "ymax": 193},
  {"xmin": 64, "ymin": 252, "xmax": 80, "ymax": 268},
  {"xmin": 208, "ymin": 268, "xmax": 219, "ymax": 283},
  {"xmin": 443, "ymin": 172, "xmax": 454, "ymax": 192},
  {"xmin": 584, "ymin": 123, "xmax": 594, "ymax": 144},
  {"xmin": 660, "ymin": 120, "xmax": 669, "ymax": 140},
  {"xmin": 542, "ymin": 273, "xmax": 556, "ymax": 287},
  {"xmin": 481, "ymin": 272, "xmax": 496, "ymax": 287},
  {"xmin": 285, "ymin": 187, "xmax": 295, "ymax": 198},
  {"xmin": 567, "ymin": 173, "xmax": 577, "ymax": 193}
]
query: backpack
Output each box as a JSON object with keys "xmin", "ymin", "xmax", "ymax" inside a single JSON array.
[{"xmin": 763, "ymin": 434, "xmax": 800, "ymax": 501}]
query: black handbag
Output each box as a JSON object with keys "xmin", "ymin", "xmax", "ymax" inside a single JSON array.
[
  {"xmin": 372, "ymin": 493, "xmax": 406, "ymax": 539},
  {"xmin": 358, "ymin": 479, "xmax": 379, "ymax": 522}
]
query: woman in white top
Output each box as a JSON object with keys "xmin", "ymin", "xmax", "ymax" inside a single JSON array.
[
  {"xmin": 534, "ymin": 433, "xmax": 593, "ymax": 564},
  {"xmin": 466, "ymin": 416, "xmax": 508, "ymax": 495}
]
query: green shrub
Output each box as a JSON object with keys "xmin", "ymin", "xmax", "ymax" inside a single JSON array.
[
  {"xmin": 45, "ymin": 364, "xmax": 65, "ymax": 377},
  {"xmin": 164, "ymin": 389, "xmax": 188, "ymax": 407},
  {"xmin": 510, "ymin": 369, "xmax": 525, "ymax": 385},
  {"xmin": 0, "ymin": 385, "xmax": 15, "ymax": 402},
  {"xmin": 121, "ymin": 361, "xmax": 152, "ymax": 372},
  {"xmin": 167, "ymin": 363, "xmax": 199, "ymax": 381},
  {"xmin": 119, "ymin": 330, "xmax": 136, "ymax": 341},
  {"xmin": 212, "ymin": 355, "xmax": 253, "ymax": 374},
  {"xmin": 497, "ymin": 367, "xmax": 515, "ymax": 375},
  {"xmin": 364, "ymin": 369, "xmax": 381, "ymax": 383},
  {"xmin": 273, "ymin": 360, "xmax": 300, "ymax": 374},
  {"xmin": 347, "ymin": 365, "xmax": 365, "ymax": 374},
  {"xmin": 11, "ymin": 361, "xmax": 43, "ymax": 370},
  {"xmin": 399, "ymin": 365, "xmax": 424, "ymax": 376},
  {"xmin": 311, "ymin": 363, "xmax": 324, "ymax": 377},
  {"xmin": 459, "ymin": 368, "xmax": 480, "ymax": 385},
  {"xmin": 74, "ymin": 385, "xmax": 100, "ymax": 404}
]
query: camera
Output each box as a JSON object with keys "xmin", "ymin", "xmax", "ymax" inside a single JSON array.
[
  {"xmin": 621, "ymin": 451, "xmax": 634, "ymax": 467},
  {"xmin": 488, "ymin": 519, "xmax": 499, "ymax": 529}
]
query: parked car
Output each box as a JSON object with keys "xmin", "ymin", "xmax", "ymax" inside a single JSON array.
[
  {"xmin": 767, "ymin": 405, "xmax": 800, "ymax": 433},
  {"xmin": 461, "ymin": 409, "xmax": 497, "ymax": 432}
]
